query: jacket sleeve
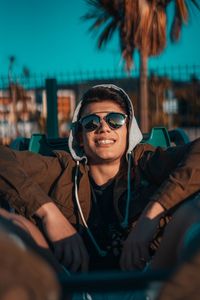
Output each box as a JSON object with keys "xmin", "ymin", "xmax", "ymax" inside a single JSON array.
[
  {"xmin": 147, "ymin": 138, "xmax": 200, "ymax": 210},
  {"xmin": 0, "ymin": 145, "xmax": 62, "ymax": 218}
]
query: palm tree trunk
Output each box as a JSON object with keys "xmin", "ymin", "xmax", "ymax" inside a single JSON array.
[
  {"xmin": 139, "ymin": 51, "xmax": 149, "ymax": 133},
  {"xmin": 10, "ymin": 85, "xmax": 19, "ymax": 137}
]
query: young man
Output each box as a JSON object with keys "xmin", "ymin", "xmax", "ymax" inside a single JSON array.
[{"xmin": 0, "ymin": 84, "xmax": 200, "ymax": 273}]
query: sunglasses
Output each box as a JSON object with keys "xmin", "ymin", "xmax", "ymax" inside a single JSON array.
[{"xmin": 79, "ymin": 112, "xmax": 128, "ymax": 132}]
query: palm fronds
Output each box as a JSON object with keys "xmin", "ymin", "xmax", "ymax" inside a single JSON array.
[
  {"xmin": 82, "ymin": 0, "xmax": 200, "ymax": 71},
  {"xmin": 170, "ymin": 0, "xmax": 200, "ymax": 42}
]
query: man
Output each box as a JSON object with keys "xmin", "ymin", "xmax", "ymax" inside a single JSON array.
[{"xmin": 0, "ymin": 84, "xmax": 200, "ymax": 273}]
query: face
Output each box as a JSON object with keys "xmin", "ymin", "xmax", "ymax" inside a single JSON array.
[{"xmin": 80, "ymin": 100, "xmax": 128, "ymax": 165}]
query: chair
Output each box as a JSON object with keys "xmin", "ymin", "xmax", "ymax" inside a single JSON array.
[
  {"xmin": 168, "ymin": 128, "xmax": 190, "ymax": 145},
  {"xmin": 10, "ymin": 127, "xmax": 190, "ymax": 155},
  {"xmin": 10, "ymin": 134, "xmax": 69, "ymax": 156},
  {"xmin": 8, "ymin": 127, "xmax": 191, "ymax": 298},
  {"xmin": 142, "ymin": 127, "xmax": 171, "ymax": 148},
  {"xmin": 28, "ymin": 133, "xmax": 68, "ymax": 155}
]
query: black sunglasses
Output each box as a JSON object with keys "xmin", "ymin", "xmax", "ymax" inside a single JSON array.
[{"xmin": 79, "ymin": 112, "xmax": 127, "ymax": 132}]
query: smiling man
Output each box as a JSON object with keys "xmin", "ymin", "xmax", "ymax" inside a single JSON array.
[
  {"xmin": 79, "ymin": 101, "xmax": 128, "ymax": 179},
  {"xmin": 0, "ymin": 84, "xmax": 200, "ymax": 273}
]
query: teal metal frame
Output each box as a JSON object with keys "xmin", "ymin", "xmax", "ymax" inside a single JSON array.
[
  {"xmin": 10, "ymin": 127, "xmax": 189, "ymax": 154},
  {"xmin": 142, "ymin": 127, "xmax": 171, "ymax": 148}
]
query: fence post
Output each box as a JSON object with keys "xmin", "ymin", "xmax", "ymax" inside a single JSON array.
[{"xmin": 45, "ymin": 78, "xmax": 58, "ymax": 138}]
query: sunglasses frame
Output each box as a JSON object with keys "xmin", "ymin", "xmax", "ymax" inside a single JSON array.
[{"xmin": 79, "ymin": 112, "xmax": 128, "ymax": 132}]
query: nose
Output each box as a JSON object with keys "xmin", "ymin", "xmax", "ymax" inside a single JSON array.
[{"xmin": 98, "ymin": 118, "xmax": 111, "ymax": 132}]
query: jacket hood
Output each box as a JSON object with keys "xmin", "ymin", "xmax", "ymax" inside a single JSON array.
[{"xmin": 68, "ymin": 84, "xmax": 143, "ymax": 162}]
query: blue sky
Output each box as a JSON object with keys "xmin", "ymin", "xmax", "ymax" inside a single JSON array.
[{"xmin": 0, "ymin": 0, "xmax": 199, "ymax": 76}]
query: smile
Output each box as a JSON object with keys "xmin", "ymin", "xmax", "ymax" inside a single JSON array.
[{"xmin": 95, "ymin": 139, "xmax": 115, "ymax": 145}]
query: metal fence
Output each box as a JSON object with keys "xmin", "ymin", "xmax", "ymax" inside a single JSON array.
[{"xmin": 0, "ymin": 65, "xmax": 199, "ymax": 90}]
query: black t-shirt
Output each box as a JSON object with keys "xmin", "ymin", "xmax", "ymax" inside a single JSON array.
[{"xmin": 81, "ymin": 177, "xmax": 126, "ymax": 271}]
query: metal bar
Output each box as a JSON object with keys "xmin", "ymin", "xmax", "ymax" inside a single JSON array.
[{"xmin": 59, "ymin": 269, "xmax": 172, "ymax": 293}]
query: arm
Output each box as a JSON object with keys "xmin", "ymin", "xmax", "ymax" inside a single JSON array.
[
  {"xmin": 0, "ymin": 145, "xmax": 61, "ymax": 217},
  {"xmin": 149, "ymin": 138, "xmax": 200, "ymax": 209},
  {"xmin": 120, "ymin": 201, "xmax": 165, "ymax": 270},
  {"xmin": 36, "ymin": 202, "xmax": 89, "ymax": 272},
  {"xmin": 0, "ymin": 146, "xmax": 89, "ymax": 272},
  {"xmin": 120, "ymin": 138, "xmax": 200, "ymax": 270}
]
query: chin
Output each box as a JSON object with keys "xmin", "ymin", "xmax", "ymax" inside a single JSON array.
[
  {"xmin": 96, "ymin": 152, "xmax": 116, "ymax": 160},
  {"xmin": 96, "ymin": 155, "xmax": 120, "ymax": 164}
]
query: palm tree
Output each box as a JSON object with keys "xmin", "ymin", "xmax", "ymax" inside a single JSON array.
[
  {"xmin": 82, "ymin": 0, "xmax": 200, "ymax": 132},
  {"xmin": 149, "ymin": 74, "xmax": 171, "ymax": 127},
  {"xmin": 8, "ymin": 55, "xmax": 15, "ymax": 83},
  {"xmin": 8, "ymin": 56, "xmax": 19, "ymax": 136},
  {"xmin": 8, "ymin": 57, "xmax": 31, "ymax": 138}
]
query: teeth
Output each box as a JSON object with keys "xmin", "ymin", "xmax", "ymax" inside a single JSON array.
[{"xmin": 96, "ymin": 139, "xmax": 114, "ymax": 145}]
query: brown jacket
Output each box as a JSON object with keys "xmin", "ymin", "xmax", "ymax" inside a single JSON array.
[{"xmin": 0, "ymin": 138, "xmax": 200, "ymax": 225}]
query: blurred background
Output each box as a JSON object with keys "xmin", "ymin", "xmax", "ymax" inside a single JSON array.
[{"xmin": 0, "ymin": 0, "xmax": 200, "ymax": 145}]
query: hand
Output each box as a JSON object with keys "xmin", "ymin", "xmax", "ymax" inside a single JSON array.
[
  {"xmin": 36, "ymin": 203, "xmax": 89, "ymax": 272},
  {"xmin": 120, "ymin": 201, "xmax": 165, "ymax": 271},
  {"xmin": 52, "ymin": 232, "xmax": 89, "ymax": 273}
]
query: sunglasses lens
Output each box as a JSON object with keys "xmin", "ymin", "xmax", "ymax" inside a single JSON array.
[
  {"xmin": 80, "ymin": 112, "xmax": 127, "ymax": 131},
  {"xmin": 81, "ymin": 115, "xmax": 100, "ymax": 131},
  {"xmin": 106, "ymin": 113, "xmax": 126, "ymax": 129}
]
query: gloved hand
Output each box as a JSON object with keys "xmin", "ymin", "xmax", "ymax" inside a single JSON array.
[
  {"xmin": 36, "ymin": 202, "xmax": 89, "ymax": 272},
  {"xmin": 120, "ymin": 201, "xmax": 165, "ymax": 270}
]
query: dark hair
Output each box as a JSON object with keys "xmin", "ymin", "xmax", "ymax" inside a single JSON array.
[{"xmin": 78, "ymin": 86, "xmax": 129, "ymax": 119}]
